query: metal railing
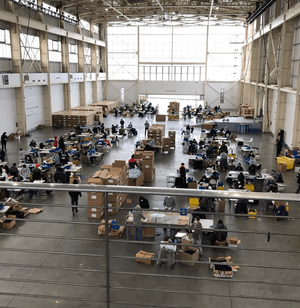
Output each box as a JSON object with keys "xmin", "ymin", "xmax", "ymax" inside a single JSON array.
[{"xmin": 0, "ymin": 182, "xmax": 299, "ymax": 307}]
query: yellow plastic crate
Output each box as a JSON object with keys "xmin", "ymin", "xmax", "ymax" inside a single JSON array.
[
  {"xmin": 228, "ymin": 154, "xmax": 236, "ymax": 159},
  {"xmin": 248, "ymin": 209, "xmax": 257, "ymax": 219},
  {"xmin": 189, "ymin": 198, "xmax": 199, "ymax": 206},
  {"xmin": 217, "ymin": 186, "xmax": 225, "ymax": 190},
  {"xmin": 276, "ymin": 156, "xmax": 295, "ymax": 169},
  {"xmin": 245, "ymin": 184, "xmax": 254, "ymax": 191}
]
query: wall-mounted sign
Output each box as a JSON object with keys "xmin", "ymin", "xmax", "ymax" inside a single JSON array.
[{"xmin": 220, "ymin": 88, "xmax": 225, "ymax": 104}]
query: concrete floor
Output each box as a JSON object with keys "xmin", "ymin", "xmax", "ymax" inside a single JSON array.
[{"xmin": 0, "ymin": 113, "xmax": 299, "ymax": 308}]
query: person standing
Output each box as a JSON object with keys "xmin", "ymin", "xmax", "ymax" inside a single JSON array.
[
  {"xmin": 68, "ymin": 179, "xmax": 82, "ymax": 216},
  {"xmin": 132, "ymin": 205, "xmax": 146, "ymax": 241},
  {"xmin": 178, "ymin": 163, "xmax": 187, "ymax": 188},
  {"xmin": 191, "ymin": 218, "xmax": 203, "ymax": 260},
  {"xmin": 144, "ymin": 120, "xmax": 150, "ymax": 135},
  {"xmin": 295, "ymin": 170, "xmax": 300, "ymax": 193},
  {"xmin": 53, "ymin": 136, "xmax": 58, "ymax": 148},
  {"xmin": 1, "ymin": 132, "xmax": 8, "ymax": 151},
  {"xmin": 120, "ymin": 118, "xmax": 125, "ymax": 128},
  {"xmin": 163, "ymin": 196, "xmax": 177, "ymax": 210},
  {"xmin": 58, "ymin": 136, "xmax": 65, "ymax": 153},
  {"xmin": 276, "ymin": 139, "xmax": 283, "ymax": 157}
]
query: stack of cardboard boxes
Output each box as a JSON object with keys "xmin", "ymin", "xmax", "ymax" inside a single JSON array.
[
  {"xmin": 168, "ymin": 130, "xmax": 176, "ymax": 149},
  {"xmin": 91, "ymin": 100, "xmax": 120, "ymax": 115},
  {"xmin": 147, "ymin": 124, "xmax": 165, "ymax": 146},
  {"xmin": 141, "ymin": 151, "xmax": 155, "ymax": 183},
  {"xmin": 168, "ymin": 102, "xmax": 180, "ymax": 114},
  {"xmin": 86, "ymin": 160, "xmax": 129, "ymax": 218},
  {"xmin": 52, "ymin": 110, "xmax": 96, "ymax": 127}
]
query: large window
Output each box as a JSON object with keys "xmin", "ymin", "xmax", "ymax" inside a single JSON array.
[
  {"xmin": 0, "ymin": 28, "xmax": 11, "ymax": 58},
  {"xmin": 207, "ymin": 26, "xmax": 244, "ymax": 81},
  {"xmin": 107, "ymin": 27, "xmax": 138, "ymax": 80},
  {"xmin": 48, "ymin": 39, "xmax": 62, "ymax": 62},
  {"xmin": 20, "ymin": 33, "xmax": 40, "ymax": 61},
  {"xmin": 69, "ymin": 43, "xmax": 78, "ymax": 63},
  {"xmin": 107, "ymin": 24, "xmax": 244, "ymax": 82}
]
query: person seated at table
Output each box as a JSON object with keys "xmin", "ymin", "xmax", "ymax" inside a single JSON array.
[
  {"xmin": 29, "ymin": 139, "xmax": 37, "ymax": 148},
  {"xmin": 0, "ymin": 168, "xmax": 9, "ymax": 181},
  {"xmin": 0, "ymin": 164, "xmax": 9, "ymax": 174},
  {"xmin": 139, "ymin": 196, "xmax": 150, "ymax": 209},
  {"xmin": 198, "ymin": 176, "xmax": 210, "ymax": 187},
  {"xmin": 32, "ymin": 164, "xmax": 42, "ymax": 181},
  {"xmin": 211, "ymin": 219, "xmax": 227, "ymax": 245},
  {"xmin": 268, "ymin": 182, "xmax": 278, "ymax": 193},
  {"xmin": 52, "ymin": 152, "xmax": 60, "ymax": 166},
  {"xmin": 248, "ymin": 156, "xmax": 257, "ymax": 175},
  {"xmin": 234, "ymin": 163, "xmax": 244, "ymax": 171},
  {"xmin": 60, "ymin": 151, "xmax": 69, "ymax": 165},
  {"xmin": 234, "ymin": 180, "xmax": 244, "ymax": 189},
  {"xmin": 19, "ymin": 164, "xmax": 30, "ymax": 181},
  {"xmin": 129, "ymin": 155, "xmax": 139, "ymax": 169},
  {"xmin": 206, "ymin": 144, "xmax": 214, "ymax": 157},
  {"xmin": 9, "ymin": 163, "xmax": 19, "ymax": 180},
  {"xmin": 210, "ymin": 171, "xmax": 219, "ymax": 182},
  {"xmin": 127, "ymin": 122, "xmax": 133, "ymax": 129},
  {"xmin": 111, "ymin": 125, "xmax": 118, "ymax": 134},
  {"xmin": 219, "ymin": 142, "xmax": 228, "ymax": 154},
  {"xmin": 210, "ymin": 128, "xmax": 217, "ymax": 138},
  {"xmin": 237, "ymin": 172, "xmax": 245, "ymax": 187},
  {"xmin": 223, "ymin": 126, "xmax": 231, "ymax": 139},
  {"xmin": 156, "ymin": 235, "xmax": 176, "ymax": 269},
  {"xmin": 54, "ymin": 164, "xmax": 65, "ymax": 183},
  {"xmin": 271, "ymin": 169, "xmax": 284, "ymax": 183},
  {"xmin": 248, "ymin": 151, "xmax": 255, "ymax": 158},
  {"xmin": 25, "ymin": 154, "xmax": 34, "ymax": 164},
  {"xmin": 76, "ymin": 124, "xmax": 83, "ymax": 134},
  {"xmin": 206, "ymin": 161, "xmax": 216, "ymax": 170}
]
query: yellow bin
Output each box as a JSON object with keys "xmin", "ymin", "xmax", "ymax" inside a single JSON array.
[
  {"xmin": 276, "ymin": 156, "xmax": 295, "ymax": 169},
  {"xmin": 245, "ymin": 184, "xmax": 254, "ymax": 191},
  {"xmin": 189, "ymin": 198, "xmax": 199, "ymax": 206}
]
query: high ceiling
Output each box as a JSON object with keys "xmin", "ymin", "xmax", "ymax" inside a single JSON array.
[{"xmin": 44, "ymin": 0, "xmax": 264, "ymax": 26}]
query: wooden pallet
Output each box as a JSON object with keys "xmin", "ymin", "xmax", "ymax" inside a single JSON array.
[{"xmin": 109, "ymin": 226, "xmax": 125, "ymax": 237}]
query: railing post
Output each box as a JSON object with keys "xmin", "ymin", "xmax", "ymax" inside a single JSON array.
[{"xmin": 104, "ymin": 192, "xmax": 110, "ymax": 308}]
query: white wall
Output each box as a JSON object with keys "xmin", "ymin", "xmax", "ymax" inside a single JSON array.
[
  {"xmin": 70, "ymin": 83, "xmax": 81, "ymax": 108},
  {"xmin": 206, "ymin": 82, "xmax": 239, "ymax": 111},
  {"xmin": 270, "ymin": 89, "xmax": 278, "ymax": 135},
  {"xmin": 0, "ymin": 89, "xmax": 17, "ymax": 135},
  {"xmin": 24, "ymin": 86, "xmax": 45, "ymax": 131},
  {"xmin": 284, "ymin": 93, "xmax": 296, "ymax": 148},
  {"xmin": 85, "ymin": 81, "xmax": 93, "ymax": 105},
  {"xmin": 106, "ymin": 81, "xmax": 138, "ymax": 104},
  {"xmin": 51, "ymin": 84, "xmax": 65, "ymax": 112},
  {"xmin": 107, "ymin": 80, "xmax": 239, "ymax": 110},
  {"xmin": 97, "ymin": 81, "xmax": 103, "ymax": 102}
]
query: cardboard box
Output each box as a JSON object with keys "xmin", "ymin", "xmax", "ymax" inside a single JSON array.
[
  {"xmin": 178, "ymin": 215, "xmax": 189, "ymax": 225},
  {"xmin": 178, "ymin": 246, "xmax": 199, "ymax": 266},
  {"xmin": 218, "ymin": 199, "xmax": 226, "ymax": 213},
  {"xmin": 2, "ymin": 220, "xmax": 16, "ymax": 229},
  {"xmin": 135, "ymin": 250, "xmax": 155, "ymax": 265},
  {"xmin": 87, "ymin": 208, "xmax": 104, "ymax": 219},
  {"xmin": 277, "ymin": 163, "xmax": 287, "ymax": 173},
  {"xmin": 104, "ymin": 173, "xmax": 120, "ymax": 185},
  {"xmin": 87, "ymin": 177, "xmax": 103, "ymax": 185},
  {"xmin": 142, "ymin": 151, "xmax": 154, "ymax": 160},
  {"xmin": 156, "ymin": 114, "xmax": 166, "ymax": 121},
  {"xmin": 188, "ymin": 181, "xmax": 197, "ymax": 189},
  {"xmin": 226, "ymin": 237, "xmax": 241, "ymax": 248},
  {"xmin": 87, "ymin": 192, "xmax": 104, "ymax": 206}
]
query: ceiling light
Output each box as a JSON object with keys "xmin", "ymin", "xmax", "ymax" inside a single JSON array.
[{"xmin": 105, "ymin": 8, "xmax": 108, "ymax": 11}]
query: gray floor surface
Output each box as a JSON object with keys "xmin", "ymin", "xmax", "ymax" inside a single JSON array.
[{"xmin": 0, "ymin": 113, "xmax": 299, "ymax": 308}]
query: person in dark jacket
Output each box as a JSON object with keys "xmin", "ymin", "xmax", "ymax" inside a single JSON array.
[
  {"xmin": 32, "ymin": 164, "xmax": 42, "ymax": 181},
  {"xmin": 139, "ymin": 196, "xmax": 150, "ymax": 209},
  {"xmin": 234, "ymin": 163, "xmax": 244, "ymax": 171},
  {"xmin": 295, "ymin": 170, "xmax": 300, "ymax": 193},
  {"xmin": 1, "ymin": 132, "xmax": 8, "ymax": 151},
  {"xmin": 9, "ymin": 163, "xmax": 19, "ymax": 180},
  {"xmin": 69, "ymin": 179, "xmax": 82, "ymax": 216},
  {"xmin": 129, "ymin": 155, "xmax": 139, "ymax": 169},
  {"xmin": 58, "ymin": 136, "xmax": 65, "ymax": 153},
  {"xmin": 211, "ymin": 219, "xmax": 228, "ymax": 245},
  {"xmin": 178, "ymin": 163, "xmax": 187, "ymax": 188}
]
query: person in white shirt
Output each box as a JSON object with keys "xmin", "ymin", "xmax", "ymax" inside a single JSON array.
[{"xmin": 20, "ymin": 164, "xmax": 30, "ymax": 180}]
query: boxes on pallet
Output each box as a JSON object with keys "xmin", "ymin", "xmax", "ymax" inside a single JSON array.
[
  {"xmin": 87, "ymin": 208, "xmax": 104, "ymax": 219},
  {"xmin": 156, "ymin": 114, "xmax": 166, "ymax": 121}
]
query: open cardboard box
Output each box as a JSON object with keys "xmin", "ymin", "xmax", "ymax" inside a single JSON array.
[
  {"xmin": 178, "ymin": 245, "xmax": 199, "ymax": 266},
  {"xmin": 226, "ymin": 237, "xmax": 241, "ymax": 248},
  {"xmin": 209, "ymin": 256, "xmax": 240, "ymax": 278},
  {"xmin": 135, "ymin": 250, "xmax": 155, "ymax": 265}
]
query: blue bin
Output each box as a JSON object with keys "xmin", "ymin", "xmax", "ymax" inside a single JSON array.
[{"xmin": 180, "ymin": 208, "xmax": 187, "ymax": 216}]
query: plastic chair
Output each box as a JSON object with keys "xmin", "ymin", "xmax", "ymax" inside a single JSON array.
[{"xmin": 244, "ymin": 138, "xmax": 253, "ymax": 147}]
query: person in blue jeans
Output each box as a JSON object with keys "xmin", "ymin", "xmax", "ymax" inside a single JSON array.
[{"xmin": 132, "ymin": 205, "xmax": 146, "ymax": 241}]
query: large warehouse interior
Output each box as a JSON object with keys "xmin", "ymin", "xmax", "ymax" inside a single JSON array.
[{"xmin": 0, "ymin": 1, "xmax": 300, "ymax": 307}]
